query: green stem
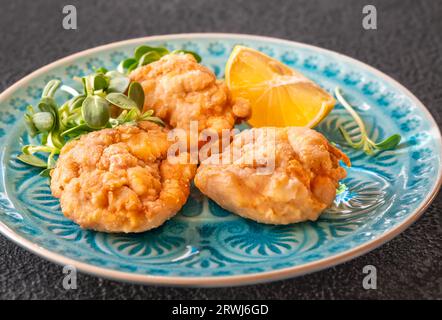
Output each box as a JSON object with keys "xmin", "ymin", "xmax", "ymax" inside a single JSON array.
[{"xmin": 335, "ymin": 88, "xmax": 369, "ymax": 139}]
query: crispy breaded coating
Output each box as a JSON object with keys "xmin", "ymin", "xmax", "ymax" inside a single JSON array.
[
  {"xmin": 129, "ymin": 53, "xmax": 251, "ymax": 135},
  {"xmin": 50, "ymin": 122, "xmax": 196, "ymax": 233},
  {"xmin": 194, "ymin": 127, "xmax": 350, "ymax": 224}
]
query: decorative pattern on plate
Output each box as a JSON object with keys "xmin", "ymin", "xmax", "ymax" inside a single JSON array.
[{"xmin": 0, "ymin": 35, "xmax": 440, "ymax": 282}]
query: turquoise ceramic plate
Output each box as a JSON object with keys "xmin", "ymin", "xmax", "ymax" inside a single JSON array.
[{"xmin": 0, "ymin": 34, "xmax": 441, "ymax": 287}]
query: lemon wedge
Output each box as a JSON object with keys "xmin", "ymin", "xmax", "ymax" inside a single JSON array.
[{"xmin": 225, "ymin": 45, "xmax": 335, "ymax": 127}]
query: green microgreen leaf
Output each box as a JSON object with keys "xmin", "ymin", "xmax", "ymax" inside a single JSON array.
[
  {"xmin": 128, "ymin": 82, "xmax": 144, "ymax": 110},
  {"xmin": 61, "ymin": 106, "xmax": 83, "ymax": 127},
  {"xmin": 117, "ymin": 58, "xmax": 137, "ymax": 74},
  {"xmin": 172, "ymin": 49, "xmax": 202, "ymax": 62},
  {"xmin": 106, "ymin": 71, "xmax": 130, "ymax": 93},
  {"xmin": 17, "ymin": 154, "xmax": 48, "ymax": 168},
  {"xmin": 81, "ymin": 95, "xmax": 110, "ymax": 129},
  {"xmin": 127, "ymin": 62, "xmax": 139, "ymax": 73},
  {"xmin": 47, "ymin": 130, "xmax": 64, "ymax": 150},
  {"xmin": 32, "ymin": 112, "xmax": 54, "ymax": 132},
  {"xmin": 60, "ymin": 123, "xmax": 90, "ymax": 137},
  {"xmin": 42, "ymin": 79, "xmax": 61, "ymax": 98},
  {"xmin": 93, "ymin": 74, "xmax": 109, "ymax": 91},
  {"xmin": 335, "ymin": 87, "xmax": 401, "ymax": 156},
  {"xmin": 47, "ymin": 151, "xmax": 57, "ymax": 169},
  {"xmin": 142, "ymin": 116, "xmax": 165, "ymax": 127},
  {"xmin": 82, "ymin": 75, "xmax": 95, "ymax": 95},
  {"xmin": 134, "ymin": 45, "xmax": 169, "ymax": 61},
  {"xmin": 69, "ymin": 94, "xmax": 86, "ymax": 111},
  {"xmin": 138, "ymin": 51, "xmax": 161, "ymax": 67},
  {"xmin": 123, "ymin": 107, "xmax": 141, "ymax": 122},
  {"xmin": 106, "ymin": 92, "xmax": 138, "ymax": 110},
  {"xmin": 41, "ymin": 132, "xmax": 49, "ymax": 145},
  {"xmin": 24, "ymin": 112, "xmax": 38, "ymax": 137},
  {"xmin": 374, "ymin": 134, "xmax": 401, "ymax": 150},
  {"xmin": 38, "ymin": 97, "xmax": 58, "ymax": 114},
  {"xmin": 39, "ymin": 168, "xmax": 52, "ymax": 177},
  {"xmin": 141, "ymin": 109, "xmax": 154, "ymax": 117},
  {"xmin": 22, "ymin": 144, "xmax": 56, "ymax": 155},
  {"xmin": 94, "ymin": 67, "xmax": 108, "ymax": 74}
]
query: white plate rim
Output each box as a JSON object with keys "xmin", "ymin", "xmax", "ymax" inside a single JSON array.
[{"xmin": 0, "ymin": 33, "xmax": 441, "ymax": 287}]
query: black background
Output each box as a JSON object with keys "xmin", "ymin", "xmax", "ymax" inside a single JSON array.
[{"xmin": 0, "ymin": 0, "xmax": 441, "ymax": 299}]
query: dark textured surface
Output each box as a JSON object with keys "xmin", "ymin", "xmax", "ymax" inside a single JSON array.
[{"xmin": 0, "ymin": 0, "xmax": 441, "ymax": 300}]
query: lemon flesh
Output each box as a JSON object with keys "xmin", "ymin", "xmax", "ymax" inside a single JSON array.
[{"xmin": 225, "ymin": 46, "xmax": 335, "ymax": 128}]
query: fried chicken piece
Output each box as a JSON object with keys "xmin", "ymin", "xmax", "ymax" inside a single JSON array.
[
  {"xmin": 129, "ymin": 53, "xmax": 251, "ymax": 136},
  {"xmin": 194, "ymin": 127, "xmax": 350, "ymax": 224},
  {"xmin": 50, "ymin": 122, "xmax": 196, "ymax": 233}
]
